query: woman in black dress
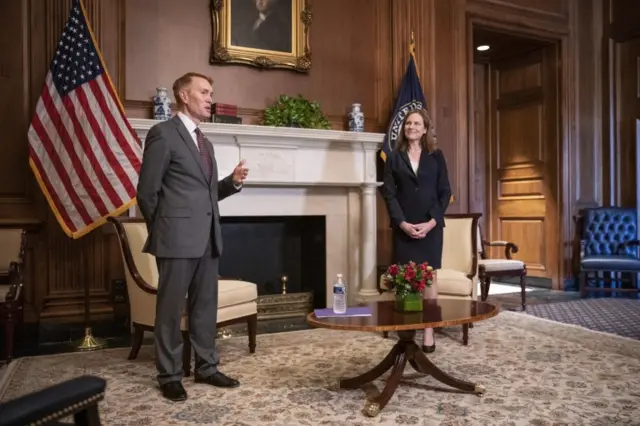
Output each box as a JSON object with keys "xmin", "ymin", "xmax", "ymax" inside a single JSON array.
[{"xmin": 381, "ymin": 109, "xmax": 451, "ymax": 352}]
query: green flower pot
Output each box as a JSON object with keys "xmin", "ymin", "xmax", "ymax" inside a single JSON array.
[{"xmin": 395, "ymin": 292, "xmax": 423, "ymax": 312}]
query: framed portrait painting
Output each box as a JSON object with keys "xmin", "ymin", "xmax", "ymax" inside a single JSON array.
[{"xmin": 210, "ymin": 0, "xmax": 312, "ymax": 72}]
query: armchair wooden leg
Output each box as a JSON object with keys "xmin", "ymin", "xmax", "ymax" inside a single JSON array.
[
  {"xmin": 479, "ymin": 273, "xmax": 490, "ymax": 301},
  {"xmin": 182, "ymin": 331, "xmax": 191, "ymax": 377},
  {"xmin": 127, "ymin": 323, "xmax": 144, "ymax": 360},
  {"xmin": 580, "ymin": 271, "xmax": 588, "ymax": 298},
  {"xmin": 382, "ymin": 331, "xmax": 389, "ymax": 338},
  {"xmin": 73, "ymin": 404, "xmax": 102, "ymax": 426},
  {"xmin": 3, "ymin": 318, "xmax": 15, "ymax": 364},
  {"xmin": 520, "ymin": 269, "xmax": 527, "ymax": 311},
  {"xmin": 462, "ymin": 323, "xmax": 469, "ymax": 346},
  {"xmin": 247, "ymin": 313, "xmax": 257, "ymax": 354}
]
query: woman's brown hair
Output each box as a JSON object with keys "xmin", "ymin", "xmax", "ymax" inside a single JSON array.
[{"xmin": 394, "ymin": 109, "xmax": 438, "ymax": 153}]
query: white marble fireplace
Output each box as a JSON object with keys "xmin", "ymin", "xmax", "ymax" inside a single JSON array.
[{"xmin": 129, "ymin": 119, "xmax": 384, "ymax": 307}]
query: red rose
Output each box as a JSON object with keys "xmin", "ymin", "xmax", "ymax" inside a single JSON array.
[
  {"xmin": 418, "ymin": 263, "xmax": 427, "ymax": 271},
  {"xmin": 388, "ymin": 264, "xmax": 399, "ymax": 276},
  {"xmin": 404, "ymin": 267, "xmax": 416, "ymax": 280}
]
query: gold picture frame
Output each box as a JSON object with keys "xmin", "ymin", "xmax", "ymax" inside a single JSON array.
[{"xmin": 209, "ymin": 0, "xmax": 312, "ymax": 72}]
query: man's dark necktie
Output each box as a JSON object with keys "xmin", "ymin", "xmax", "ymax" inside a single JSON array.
[{"xmin": 194, "ymin": 128, "xmax": 212, "ymax": 183}]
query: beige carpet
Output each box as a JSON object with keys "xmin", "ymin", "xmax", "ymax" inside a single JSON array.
[{"xmin": 1, "ymin": 311, "xmax": 640, "ymax": 425}]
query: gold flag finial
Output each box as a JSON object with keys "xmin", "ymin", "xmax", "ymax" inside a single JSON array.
[{"xmin": 410, "ymin": 30, "xmax": 416, "ymax": 55}]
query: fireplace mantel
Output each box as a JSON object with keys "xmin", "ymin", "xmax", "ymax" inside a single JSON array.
[
  {"xmin": 129, "ymin": 118, "xmax": 382, "ymax": 146},
  {"xmin": 128, "ymin": 119, "xmax": 383, "ymax": 188},
  {"xmin": 128, "ymin": 118, "xmax": 385, "ymax": 305}
]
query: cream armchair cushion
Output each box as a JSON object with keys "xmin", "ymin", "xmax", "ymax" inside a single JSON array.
[
  {"xmin": 479, "ymin": 258, "xmax": 525, "ymax": 272},
  {"xmin": 437, "ymin": 269, "xmax": 475, "ymax": 297}
]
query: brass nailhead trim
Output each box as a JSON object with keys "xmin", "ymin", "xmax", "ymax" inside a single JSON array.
[{"xmin": 30, "ymin": 392, "xmax": 105, "ymax": 425}]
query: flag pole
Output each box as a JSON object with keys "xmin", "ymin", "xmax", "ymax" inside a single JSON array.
[
  {"xmin": 73, "ymin": 240, "xmax": 107, "ymax": 351},
  {"xmin": 63, "ymin": 0, "xmax": 108, "ymax": 352},
  {"xmin": 410, "ymin": 30, "xmax": 418, "ymax": 77},
  {"xmin": 409, "ymin": 29, "xmax": 452, "ymax": 205}
]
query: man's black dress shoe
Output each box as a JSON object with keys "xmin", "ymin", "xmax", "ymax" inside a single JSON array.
[
  {"xmin": 161, "ymin": 381, "xmax": 187, "ymax": 402},
  {"xmin": 194, "ymin": 371, "xmax": 240, "ymax": 388}
]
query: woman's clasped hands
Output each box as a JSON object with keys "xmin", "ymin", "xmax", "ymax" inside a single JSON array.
[{"xmin": 399, "ymin": 219, "xmax": 436, "ymax": 239}]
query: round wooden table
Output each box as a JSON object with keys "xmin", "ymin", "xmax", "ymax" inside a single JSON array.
[{"xmin": 306, "ymin": 299, "xmax": 499, "ymax": 417}]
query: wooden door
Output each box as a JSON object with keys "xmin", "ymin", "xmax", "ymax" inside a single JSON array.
[
  {"xmin": 617, "ymin": 39, "xmax": 640, "ymax": 208},
  {"xmin": 485, "ymin": 46, "xmax": 560, "ymax": 285}
]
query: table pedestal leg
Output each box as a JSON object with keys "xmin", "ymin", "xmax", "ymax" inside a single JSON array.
[{"xmin": 337, "ymin": 330, "xmax": 485, "ymax": 417}]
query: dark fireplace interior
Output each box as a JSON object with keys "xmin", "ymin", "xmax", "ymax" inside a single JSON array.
[{"xmin": 219, "ymin": 215, "xmax": 326, "ymax": 309}]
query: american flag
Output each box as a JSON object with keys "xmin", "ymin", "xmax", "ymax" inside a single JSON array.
[{"xmin": 27, "ymin": 0, "xmax": 142, "ymax": 239}]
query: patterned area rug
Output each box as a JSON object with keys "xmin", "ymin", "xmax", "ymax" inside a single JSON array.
[
  {"xmin": 488, "ymin": 288, "xmax": 581, "ymax": 311},
  {"xmin": 1, "ymin": 311, "xmax": 640, "ymax": 425},
  {"xmin": 524, "ymin": 298, "xmax": 640, "ymax": 340}
]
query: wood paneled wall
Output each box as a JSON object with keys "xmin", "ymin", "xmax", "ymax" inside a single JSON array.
[
  {"xmin": 0, "ymin": 0, "xmax": 632, "ymax": 323},
  {"xmin": 602, "ymin": 0, "xmax": 640, "ymax": 208}
]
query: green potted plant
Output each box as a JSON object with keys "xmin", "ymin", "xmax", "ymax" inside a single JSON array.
[{"xmin": 262, "ymin": 94, "xmax": 331, "ymax": 129}]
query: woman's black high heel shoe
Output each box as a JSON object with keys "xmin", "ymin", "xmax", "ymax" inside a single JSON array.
[
  {"xmin": 422, "ymin": 329, "xmax": 436, "ymax": 353},
  {"xmin": 422, "ymin": 344, "xmax": 435, "ymax": 353}
]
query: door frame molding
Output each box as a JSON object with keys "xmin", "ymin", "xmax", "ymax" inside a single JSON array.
[
  {"xmin": 637, "ymin": 119, "xmax": 640, "ymax": 225},
  {"xmin": 465, "ymin": 13, "xmax": 573, "ymax": 290}
]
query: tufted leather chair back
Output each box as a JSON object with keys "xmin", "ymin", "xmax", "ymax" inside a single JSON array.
[{"xmin": 582, "ymin": 207, "xmax": 638, "ymax": 257}]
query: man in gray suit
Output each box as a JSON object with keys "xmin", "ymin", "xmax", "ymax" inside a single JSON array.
[{"xmin": 136, "ymin": 72, "xmax": 248, "ymax": 402}]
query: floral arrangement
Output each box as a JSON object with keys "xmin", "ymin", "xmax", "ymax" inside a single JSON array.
[{"xmin": 381, "ymin": 261, "xmax": 434, "ymax": 298}]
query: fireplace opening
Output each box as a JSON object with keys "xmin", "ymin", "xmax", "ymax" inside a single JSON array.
[{"xmin": 219, "ymin": 215, "xmax": 326, "ymax": 309}]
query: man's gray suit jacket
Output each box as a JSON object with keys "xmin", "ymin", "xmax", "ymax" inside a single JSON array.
[{"xmin": 136, "ymin": 115, "xmax": 240, "ymax": 259}]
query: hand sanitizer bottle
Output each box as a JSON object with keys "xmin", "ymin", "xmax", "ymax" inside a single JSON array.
[{"xmin": 332, "ymin": 273, "xmax": 346, "ymax": 314}]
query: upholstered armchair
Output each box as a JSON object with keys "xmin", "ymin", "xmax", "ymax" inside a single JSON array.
[
  {"xmin": 477, "ymin": 226, "xmax": 527, "ymax": 310},
  {"xmin": 0, "ymin": 229, "xmax": 26, "ymax": 364},
  {"xmin": 108, "ymin": 217, "xmax": 258, "ymax": 376},
  {"xmin": 578, "ymin": 207, "xmax": 640, "ymax": 297},
  {"xmin": 381, "ymin": 213, "xmax": 481, "ymax": 345},
  {"xmin": 438, "ymin": 213, "xmax": 481, "ymax": 304}
]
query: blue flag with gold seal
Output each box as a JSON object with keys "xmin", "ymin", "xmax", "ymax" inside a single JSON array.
[{"xmin": 380, "ymin": 42, "xmax": 427, "ymax": 162}]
